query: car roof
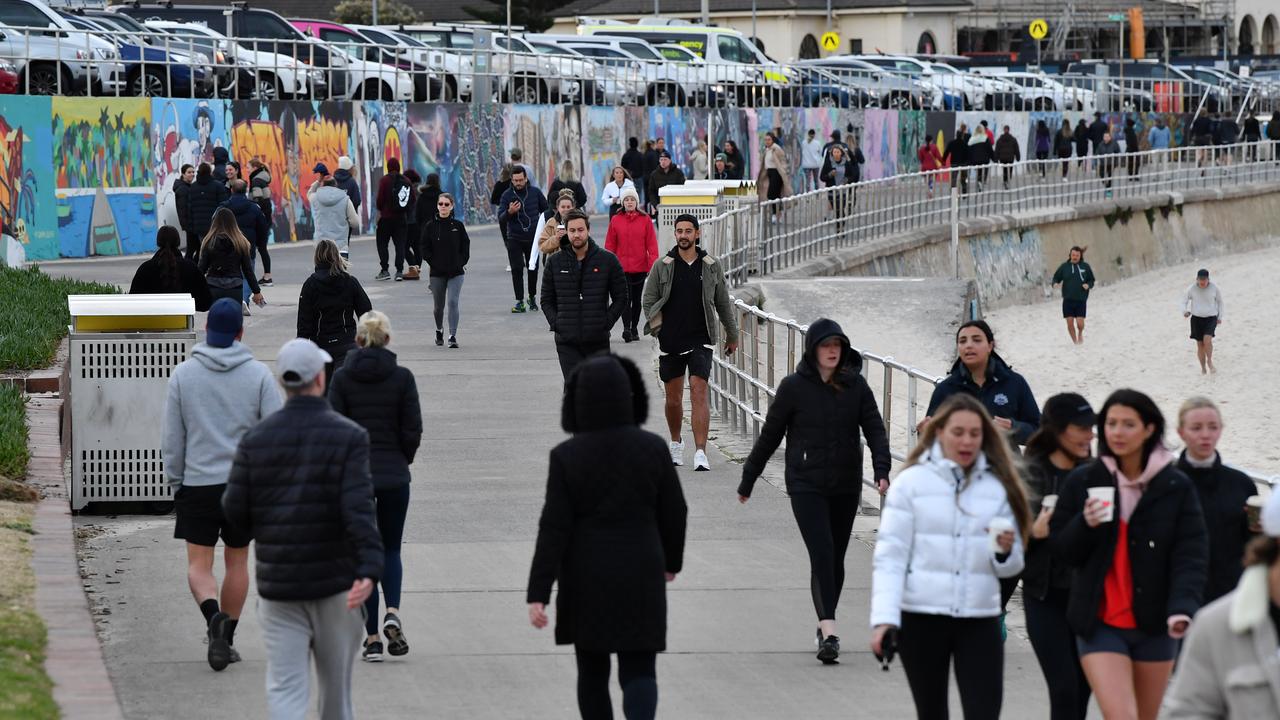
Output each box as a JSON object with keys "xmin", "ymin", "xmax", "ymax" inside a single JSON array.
[{"xmin": 585, "ymin": 23, "xmax": 740, "ymax": 37}]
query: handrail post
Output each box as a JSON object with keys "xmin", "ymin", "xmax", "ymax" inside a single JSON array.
[{"xmin": 950, "ymin": 185, "xmax": 960, "ymax": 279}]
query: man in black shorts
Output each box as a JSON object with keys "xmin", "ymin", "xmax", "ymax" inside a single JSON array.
[
  {"xmin": 1050, "ymin": 245, "xmax": 1095, "ymax": 344},
  {"xmin": 1182, "ymin": 268, "xmax": 1224, "ymax": 374},
  {"xmin": 642, "ymin": 214, "xmax": 740, "ymax": 471},
  {"xmin": 162, "ymin": 298, "xmax": 283, "ymax": 670}
]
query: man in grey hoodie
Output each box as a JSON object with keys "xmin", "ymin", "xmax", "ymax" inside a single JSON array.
[
  {"xmin": 308, "ymin": 176, "xmax": 361, "ymax": 259},
  {"xmin": 162, "ymin": 298, "xmax": 283, "ymax": 671}
]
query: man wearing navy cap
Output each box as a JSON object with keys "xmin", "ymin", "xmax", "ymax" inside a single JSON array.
[{"xmin": 162, "ymin": 297, "xmax": 282, "ymax": 671}]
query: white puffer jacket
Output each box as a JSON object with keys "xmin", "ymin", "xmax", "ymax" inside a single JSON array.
[{"xmin": 870, "ymin": 442, "xmax": 1024, "ymax": 628}]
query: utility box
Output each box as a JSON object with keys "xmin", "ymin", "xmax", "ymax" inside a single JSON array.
[
  {"xmin": 657, "ymin": 184, "xmax": 723, "ymax": 248},
  {"xmin": 67, "ymin": 294, "xmax": 196, "ymax": 511}
]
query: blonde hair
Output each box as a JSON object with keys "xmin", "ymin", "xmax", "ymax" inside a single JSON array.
[
  {"xmin": 559, "ymin": 160, "xmax": 577, "ymax": 182},
  {"xmin": 314, "ymin": 239, "xmax": 349, "ymax": 276},
  {"xmin": 1177, "ymin": 396, "xmax": 1221, "ymax": 428},
  {"xmin": 356, "ymin": 310, "xmax": 391, "ymax": 348},
  {"xmin": 200, "ymin": 207, "xmax": 251, "ymax": 257}
]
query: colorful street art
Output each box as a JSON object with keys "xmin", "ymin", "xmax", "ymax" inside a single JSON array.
[
  {"xmin": 0, "ymin": 97, "xmax": 55, "ymax": 260},
  {"xmin": 152, "ymin": 99, "xmax": 230, "ymax": 240}
]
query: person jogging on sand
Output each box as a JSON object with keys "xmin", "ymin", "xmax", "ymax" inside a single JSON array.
[
  {"xmin": 1051, "ymin": 246, "xmax": 1095, "ymax": 344},
  {"xmin": 1183, "ymin": 268, "xmax": 1224, "ymax": 374}
]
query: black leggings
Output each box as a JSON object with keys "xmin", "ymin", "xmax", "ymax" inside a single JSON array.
[
  {"xmin": 574, "ymin": 649, "xmax": 657, "ymax": 720},
  {"xmin": 766, "ymin": 168, "xmax": 783, "ymax": 213},
  {"xmin": 898, "ymin": 612, "xmax": 1004, "ymax": 720},
  {"xmin": 624, "ymin": 272, "xmax": 646, "ymax": 333},
  {"xmin": 1025, "ymin": 587, "xmax": 1090, "ymax": 720},
  {"xmin": 505, "ymin": 237, "xmax": 538, "ymax": 301},
  {"xmin": 789, "ymin": 493, "xmax": 859, "ymax": 621},
  {"xmin": 254, "ymin": 231, "xmax": 271, "ymax": 274}
]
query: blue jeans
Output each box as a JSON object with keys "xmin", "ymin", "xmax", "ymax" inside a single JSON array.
[
  {"xmin": 364, "ymin": 483, "xmax": 410, "ymax": 636},
  {"xmin": 241, "ymin": 254, "xmax": 257, "ymax": 304}
]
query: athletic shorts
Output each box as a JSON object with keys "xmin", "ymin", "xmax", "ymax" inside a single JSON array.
[
  {"xmin": 659, "ymin": 347, "xmax": 713, "ymax": 383},
  {"xmin": 173, "ymin": 484, "xmax": 250, "ymax": 548},
  {"xmin": 1189, "ymin": 315, "xmax": 1218, "ymax": 341},
  {"xmin": 1075, "ymin": 624, "xmax": 1177, "ymax": 662},
  {"xmin": 1062, "ymin": 299, "xmax": 1088, "ymax": 318}
]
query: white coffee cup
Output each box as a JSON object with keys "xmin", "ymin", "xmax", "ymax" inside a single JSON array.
[
  {"xmin": 1246, "ymin": 495, "xmax": 1265, "ymax": 527},
  {"xmin": 1087, "ymin": 486, "xmax": 1116, "ymax": 522},
  {"xmin": 988, "ymin": 517, "xmax": 1015, "ymax": 552},
  {"xmin": 1041, "ymin": 494, "xmax": 1059, "ymax": 511}
]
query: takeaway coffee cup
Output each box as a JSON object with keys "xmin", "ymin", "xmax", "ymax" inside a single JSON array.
[
  {"xmin": 1041, "ymin": 494, "xmax": 1059, "ymax": 512},
  {"xmin": 1087, "ymin": 486, "xmax": 1116, "ymax": 522},
  {"xmin": 988, "ymin": 517, "xmax": 1015, "ymax": 552},
  {"xmin": 1246, "ymin": 495, "xmax": 1265, "ymax": 529}
]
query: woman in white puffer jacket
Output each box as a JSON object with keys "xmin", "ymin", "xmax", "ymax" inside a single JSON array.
[{"xmin": 871, "ymin": 393, "xmax": 1032, "ymax": 720}]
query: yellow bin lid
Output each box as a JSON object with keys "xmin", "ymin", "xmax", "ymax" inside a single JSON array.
[{"xmin": 68, "ymin": 294, "xmax": 196, "ymax": 332}]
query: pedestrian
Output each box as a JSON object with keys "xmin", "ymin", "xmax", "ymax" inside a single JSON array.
[
  {"xmin": 491, "ymin": 163, "xmax": 514, "ymax": 269},
  {"xmin": 1074, "ymin": 118, "xmax": 1090, "ymax": 169},
  {"xmin": 1055, "ymin": 120, "xmax": 1075, "ymax": 181},
  {"xmin": 722, "ymin": 139, "xmax": 746, "ymax": 180},
  {"xmin": 548, "ymin": 160, "xmax": 588, "ymax": 210},
  {"xmin": 1096, "ymin": 130, "xmax": 1122, "ymax": 193},
  {"xmin": 1049, "ymin": 389, "xmax": 1208, "ymax": 720},
  {"xmin": 509, "ymin": 148, "xmax": 535, "ymax": 185},
  {"xmin": 1215, "ymin": 112, "xmax": 1239, "ymax": 166},
  {"xmin": 129, "ymin": 226, "xmax": 211, "ymax": 311},
  {"xmin": 1160, "ymin": 493, "xmax": 1280, "ymax": 718},
  {"xmin": 870, "ymin": 393, "xmax": 1029, "ymax": 716},
  {"xmin": 821, "ymin": 145, "xmax": 856, "ymax": 227},
  {"xmin": 1050, "ymin": 245, "xmax": 1095, "ymax": 345},
  {"xmin": 219, "ymin": 179, "xmax": 270, "ymax": 308},
  {"xmin": 327, "ymin": 311, "xmax": 422, "ymax": 664},
  {"xmin": 1124, "ymin": 119, "xmax": 1141, "ymax": 180},
  {"xmin": 400, "ymin": 170, "xmax": 424, "ymax": 281},
  {"xmin": 538, "ymin": 190, "xmax": 579, "ymax": 260},
  {"xmin": 198, "ymin": 207, "xmax": 263, "ymax": 316},
  {"xmin": 527, "ymin": 353, "xmax": 687, "ymax": 720},
  {"xmin": 711, "ymin": 153, "xmax": 731, "ymax": 180},
  {"xmin": 739, "ymin": 318, "xmax": 889, "ymax": 662},
  {"xmin": 1191, "ymin": 111, "xmax": 1214, "ymax": 168},
  {"xmin": 223, "ymin": 337, "xmax": 384, "ymax": 720},
  {"xmin": 645, "ymin": 150, "xmax": 686, "ymax": 218},
  {"xmin": 186, "ymin": 162, "xmax": 230, "ymax": 262},
  {"xmin": 968, "ymin": 126, "xmax": 994, "ymax": 191},
  {"xmin": 642, "ymin": 138, "xmax": 661, "ymax": 205},
  {"xmin": 689, "ymin": 139, "xmax": 709, "ymax": 181},
  {"xmin": 172, "ymin": 163, "xmax": 194, "ymax": 250},
  {"xmin": 1021, "ymin": 393, "xmax": 1097, "ymax": 720},
  {"xmin": 417, "ymin": 172, "xmax": 442, "ymax": 229},
  {"xmin": 801, "ymin": 129, "xmax": 824, "ymax": 191},
  {"xmin": 1182, "ymin": 268, "xmax": 1224, "ymax": 374},
  {"xmin": 163, "ymin": 297, "xmax": 283, "ymax": 671},
  {"xmin": 1034, "ymin": 120, "xmax": 1051, "ymax": 179},
  {"xmin": 246, "ymin": 159, "xmax": 274, "ymax": 286},
  {"xmin": 1266, "ymin": 113, "xmax": 1280, "ymax": 162},
  {"xmin": 995, "ymin": 124, "xmax": 1021, "ymax": 189},
  {"xmin": 1242, "ymin": 110, "xmax": 1262, "ymax": 162},
  {"xmin": 944, "ymin": 125, "xmax": 971, "ymax": 194},
  {"xmin": 1147, "ymin": 117, "xmax": 1171, "ymax": 174},
  {"xmin": 641, "ymin": 214, "xmax": 739, "ymax": 468},
  {"xmin": 922, "ymin": 320, "xmax": 1040, "ymax": 445},
  {"xmin": 540, "ymin": 209, "xmax": 627, "ymax": 379},
  {"xmin": 822, "ymin": 129, "xmax": 848, "ymax": 160},
  {"xmin": 757, "ymin": 132, "xmax": 791, "ymax": 221},
  {"xmin": 332, "ymin": 154, "xmax": 361, "ymax": 217},
  {"xmin": 1175, "ymin": 396, "xmax": 1259, "ymax": 605},
  {"xmin": 621, "ymin": 136, "xmax": 645, "ymax": 203},
  {"xmin": 917, "ymin": 139, "xmax": 943, "ymax": 195},
  {"xmin": 421, "ymin": 192, "xmax": 470, "ymax": 349},
  {"xmin": 297, "ymin": 239, "xmax": 373, "ymax": 384},
  {"xmin": 373, "ymin": 157, "xmax": 412, "ymax": 282},
  {"xmin": 1088, "ymin": 112, "xmax": 1108, "ymax": 155},
  {"xmin": 307, "ymin": 176, "xmax": 361, "ymax": 256},
  {"xmin": 497, "ymin": 166, "xmax": 547, "ymax": 313},
  {"xmin": 605, "ymin": 187, "xmax": 657, "ymax": 344},
  {"xmin": 600, "ymin": 166, "xmax": 635, "ymax": 218},
  {"xmin": 211, "ymin": 146, "xmax": 230, "ymax": 183}
]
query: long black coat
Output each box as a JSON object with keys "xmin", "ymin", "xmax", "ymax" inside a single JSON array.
[
  {"xmin": 1177, "ymin": 452, "xmax": 1258, "ymax": 604},
  {"xmin": 185, "ymin": 175, "xmax": 230, "ymax": 241},
  {"xmin": 739, "ymin": 319, "xmax": 891, "ymax": 498},
  {"xmin": 129, "ymin": 253, "xmax": 211, "ymax": 311},
  {"xmin": 297, "ymin": 266, "xmax": 373, "ymax": 350},
  {"xmin": 527, "ymin": 355, "xmax": 687, "ymax": 651},
  {"xmin": 1050, "ymin": 458, "xmax": 1208, "ymax": 638},
  {"xmin": 540, "ymin": 237, "xmax": 627, "ymax": 345},
  {"xmin": 328, "ymin": 346, "xmax": 422, "ymax": 490}
]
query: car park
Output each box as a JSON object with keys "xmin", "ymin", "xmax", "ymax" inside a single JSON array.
[
  {"xmin": 995, "ymin": 71, "xmax": 1097, "ymax": 111},
  {"xmin": 532, "ymin": 33, "xmax": 709, "ymax": 106},
  {"xmin": 61, "ymin": 13, "xmax": 211, "ymax": 97},
  {"xmin": 400, "ymin": 24, "xmax": 581, "ymax": 104},
  {"xmin": 0, "ymin": 0, "xmax": 124, "ymax": 95},
  {"xmin": 290, "ymin": 18, "xmax": 437, "ymax": 101},
  {"xmin": 1066, "ymin": 60, "xmax": 1223, "ymax": 113},
  {"xmin": 350, "ymin": 24, "xmax": 464, "ymax": 101},
  {"xmin": 800, "ymin": 57, "xmax": 935, "ymax": 109},
  {"xmin": 523, "ymin": 38, "xmax": 639, "ymax": 105},
  {"xmin": 144, "ymin": 20, "xmax": 316, "ymax": 99}
]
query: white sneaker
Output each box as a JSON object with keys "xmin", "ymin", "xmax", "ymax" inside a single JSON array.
[
  {"xmin": 669, "ymin": 440, "xmax": 684, "ymax": 466},
  {"xmin": 693, "ymin": 449, "xmax": 710, "ymax": 471}
]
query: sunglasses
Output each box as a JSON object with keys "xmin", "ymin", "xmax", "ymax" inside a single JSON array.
[{"xmin": 437, "ymin": 202, "xmax": 452, "ymax": 206}]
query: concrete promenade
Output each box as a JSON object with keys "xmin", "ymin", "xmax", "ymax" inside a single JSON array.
[{"xmin": 45, "ymin": 225, "xmax": 1053, "ymax": 718}]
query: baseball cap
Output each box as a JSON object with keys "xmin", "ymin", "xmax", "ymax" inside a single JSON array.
[
  {"xmin": 1196, "ymin": 268, "xmax": 1210, "ymax": 279},
  {"xmin": 658, "ymin": 150, "xmax": 671, "ymax": 159},
  {"xmin": 337, "ymin": 156, "xmax": 353, "ymax": 171},
  {"xmin": 313, "ymin": 162, "xmax": 329, "ymax": 175},
  {"xmin": 1043, "ymin": 392, "xmax": 1096, "ymax": 428},
  {"xmin": 276, "ymin": 338, "xmax": 332, "ymax": 389},
  {"xmin": 205, "ymin": 298, "xmax": 243, "ymax": 348},
  {"xmin": 714, "ymin": 153, "xmax": 727, "ymax": 162}
]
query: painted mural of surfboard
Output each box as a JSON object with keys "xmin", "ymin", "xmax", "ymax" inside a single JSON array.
[{"xmin": 88, "ymin": 185, "xmax": 121, "ymax": 257}]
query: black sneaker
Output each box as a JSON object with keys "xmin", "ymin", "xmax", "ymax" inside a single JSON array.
[
  {"xmin": 527, "ymin": 296, "xmax": 539, "ymax": 311},
  {"xmin": 448, "ymin": 335, "xmax": 458, "ymax": 349},
  {"xmin": 817, "ymin": 635, "xmax": 840, "ymax": 665},
  {"xmin": 394, "ymin": 271, "xmax": 403, "ymax": 282},
  {"xmin": 382, "ymin": 613, "xmax": 409, "ymax": 657},
  {"xmin": 435, "ymin": 330, "xmax": 444, "ymax": 346},
  {"xmin": 228, "ymin": 646, "xmax": 242, "ymax": 664},
  {"xmin": 207, "ymin": 612, "xmax": 231, "ymax": 671},
  {"xmin": 362, "ymin": 639, "xmax": 384, "ymax": 663},
  {"xmin": 375, "ymin": 270, "xmax": 391, "ymax": 281},
  {"xmin": 258, "ymin": 277, "xmax": 273, "ymax": 287}
]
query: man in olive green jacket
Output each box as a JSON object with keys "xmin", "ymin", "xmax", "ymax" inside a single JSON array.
[{"xmin": 641, "ymin": 213, "xmax": 739, "ymax": 471}]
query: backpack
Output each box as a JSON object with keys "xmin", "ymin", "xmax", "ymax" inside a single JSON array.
[{"xmin": 391, "ymin": 173, "xmax": 411, "ymax": 210}]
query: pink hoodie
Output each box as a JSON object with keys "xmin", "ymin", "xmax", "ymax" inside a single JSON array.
[{"xmin": 1100, "ymin": 446, "xmax": 1175, "ymax": 522}]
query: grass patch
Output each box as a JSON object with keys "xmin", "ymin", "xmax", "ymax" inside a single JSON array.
[
  {"xmin": 0, "ymin": 385, "xmax": 27, "ymax": 484},
  {"xmin": 0, "ymin": 266, "xmax": 118, "ymax": 372},
  {"xmin": 0, "ymin": 501, "xmax": 56, "ymax": 719}
]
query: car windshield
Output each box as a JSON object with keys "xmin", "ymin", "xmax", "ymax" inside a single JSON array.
[
  {"xmin": 930, "ymin": 63, "xmax": 958, "ymax": 74},
  {"xmin": 393, "ymin": 32, "xmax": 425, "ymax": 48},
  {"xmin": 359, "ymin": 28, "xmax": 397, "ymax": 45},
  {"xmin": 620, "ymin": 42, "xmax": 660, "ymax": 60}
]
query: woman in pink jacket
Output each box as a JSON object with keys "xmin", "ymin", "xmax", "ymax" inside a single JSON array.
[{"xmin": 604, "ymin": 187, "xmax": 658, "ymax": 343}]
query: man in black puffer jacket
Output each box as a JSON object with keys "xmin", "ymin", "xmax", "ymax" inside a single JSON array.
[
  {"xmin": 219, "ymin": 180, "xmax": 269, "ymax": 254},
  {"xmin": 185, "ymin": 163, "xmax": 230, "ymax": 261},
  {"xmin": 224, "ymin": 338, "xmax": 382, "ymax": 718},
  {"xmin": 541, "ymin": 209, "xmax": 627, "ymax": 379}
]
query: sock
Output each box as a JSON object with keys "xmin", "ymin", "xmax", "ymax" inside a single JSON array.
[
  {"xmin": 199, "ymin": 598, "xmax": 220, "ymax": 625},
  {"xmin": 225, "ymin": 618, "xmax": 238, "ymax": 645}
]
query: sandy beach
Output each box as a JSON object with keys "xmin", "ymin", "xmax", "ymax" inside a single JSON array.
[{"xmin": 984, "ymin": 244, "xmax": 1280, "ymax": 478}]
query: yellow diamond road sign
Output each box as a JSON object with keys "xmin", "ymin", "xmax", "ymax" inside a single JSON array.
[
  {"xmin": 821, "ymin": 31, "xmax": 840, "ymax": 52},
  {"xmin": 1028, "ymin": 19, "xmax": 1049, "ymax": 40}
]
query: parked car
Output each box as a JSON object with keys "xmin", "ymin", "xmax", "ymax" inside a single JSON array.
[
  {"xmin": 996, "ymin": 71, "xmax": 1097, "ymax": 111},
  {"xmin": 289, "ymin": 18, "xmax": 439, "ymax": 102},
  {"xmin": 800, "ymin": 57, "xmax": 934, "ymax": 109},
  {"xmin": 524, "ymin": 38, "xmax": 636, "ymax": 105},
  {"xmin": 144, "ymin": 21, "xmax": 314, "ymax": 100},
  {"xmin": 0, "ymin": 56, "xmax": 17, "ymax": 93},
  {"xmin": 401, "ymin": 25, "xmax": 583, "ymax": 104},
  {"xmin": 0, "ymin": 0, "xmax": 124, "ymax": 95},
  {"xmin": 1066, "ymin": 60, "xmax": 1223, "ymax": 113},
  {"xmin": 534, "ymin": 33, "xmax": 706, "ymax": 106},
  {"xmin": 61, "ymin": 13, "xmax": 211, "ymax": 97},
  {"xmin": 349, "ymin": 24, "xmax": 459, "ymax": 101},
  {"xmin": 847, "ymin": 55, "xmax": 977, "ymax": 109},
  {"xmin": 1058, "ymin": 73, "xmax": 1155, "ymax": 112},
  {"xmin": 384, "ymin": 27, "xmax": 472, "ymax": 100}
]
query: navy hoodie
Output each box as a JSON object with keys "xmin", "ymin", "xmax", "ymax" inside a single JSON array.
[
  {"xmin": 219, "ymin": 193, "xmax": 270, "ymax": 247},
  {"xmin": 332, "ymin": 169, "xmax": 361, "ymax": 211},
  {"xmin": 926, "ymin": 352, "xmax": 1040, "ymax": 445}
]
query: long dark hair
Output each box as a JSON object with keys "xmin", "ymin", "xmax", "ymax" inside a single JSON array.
[
  {"xmin": 955, "ymin": 319, "xmax": 994, "ymax": 344},
  {"xmin": 1024, "ymin": 393, "xmax": 1093, "ymax": 462},
  {"xmin": 154, "ymin": 226, "xmax": 182, "ymax": 290},
  {"xmin": 1097, "ymin": 389, "xmax": 1165, "ymax": 468}
]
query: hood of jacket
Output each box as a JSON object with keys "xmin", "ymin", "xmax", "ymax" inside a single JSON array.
[
  {"xmin": 212, "ymin": 146, "xmax": 229, "ymax": 164},
  {"xmin": 561, "ymin": 354, "xmax": 648, "ymax": 433},
  {"xmin": 332, "ymin": 168, "xmax": 354, "ymax": 184},
  {"xmin": 947, "ymin": 351, "xmax": 1016, "ymax": 387},
  {"xmin": 340, "ymin": 345, "xmax": 398, "ymax": 383},
  {"xmin": 191, "ymin": 341, "xmax": 255, "ymax": 372},
  {"xmin": 308, "ymin": 265, "xmax": 352, "ymax": 290},
  {"xmin": 312, "ymin": 185, "xmax": 350, "ymax": 207},
  {"xmin": 920, "ymin": 439, "xmax": 992, "ymax": 486},
  {"xmin": 798, "ymin": 318, "xmax": 863, "ymax": 378}
]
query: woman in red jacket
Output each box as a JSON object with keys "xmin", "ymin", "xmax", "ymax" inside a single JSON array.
[
  {"xmin": 604, "ymin": 187, "xmax": 658, "ymax": 343},
  {"xmin": 918, "ymin": 140, "xmax": 943, "ymax": 197}
]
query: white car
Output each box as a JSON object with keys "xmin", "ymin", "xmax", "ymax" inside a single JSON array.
[
  {"xmin": 998, "ymin": 72, "xmax": 1097, "ymax": 112},
  {"xmin": 536, "ymin": 34, "xmax": 714, "ymax": 107},
  {"xmin": 144, "ymin": 20, "xmax": 316, "ymax": 99},
  {"xmin": 525, "ymin": 39, "xmax": 642, "ymax": 105},
  {"xmin": 352, "ymin": 25, "xmax": 471, "ymax": 101},
  {"xmin": 311, "ymin": 36, "xmax": 413, "ymax": 100}
]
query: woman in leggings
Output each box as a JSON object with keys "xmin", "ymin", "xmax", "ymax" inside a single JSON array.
[
  {"xmin": 739, "ymin": 319, "xmax": 891, "ymax": 664},
  {"xmin": 327, "ymin": 311, "xmax": 423, "ymax": 663},
  {"xmin": 421, "ymin": 192, "xmax": 470, "ymax": 348},
  {"xmin": 603, "ymin": 187, "xmax": 657, "ymax": 343},
  {"xmin": 871, "ymin": 394, "xmax": 1030, "ymax": 719}
]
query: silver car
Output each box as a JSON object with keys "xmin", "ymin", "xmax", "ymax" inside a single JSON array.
[{"xmin": 0, "ymin": 19, "xmax": 123, "ymax": 94}]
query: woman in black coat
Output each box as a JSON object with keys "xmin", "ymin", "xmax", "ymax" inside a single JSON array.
[
  {"xmin": 420, "ymin": 192, "xmax": 470, "ymax": 348},
  {"xmin": 527, "ymin": 354, "xmax": 687, "ymax": 720},
  {"xmin": 1050, "ymin": 389, "xmax": 1208, "ymax": 720},
  {"xmin": 1073, "ymin": 119, "xmax": 1090, "ymax": 169},
  {"xmin": 738, "ymin": 318, "xmax": 891, "ymax": 665},
  {"xmin": 328, "ymin": 310, "xmax": 422, "ymax": 663},
  {"xmin": 185, "ymin": 162, "xmax": 230, "ymax": 261},
  {"xmin": 129, "ymin": 226, "xmax": 211, "ymax": 311},
  {"xmin": 819, "ymin": 146, "xmax": 856, "ymax": 229},
  {"xmin": 1055, "ymin": 120, "xmax": 1075, "ymax": 180},
  {"xmin": 721, "ymin": 139, "xmax": 746, "ymax": 180},
  {"xmin": 197, "ymin": 208, "xmax": 262, "ymax": 311},
  {"xmin": 297, "ymin": 239, "xmax": 373, "ymax": 384}
]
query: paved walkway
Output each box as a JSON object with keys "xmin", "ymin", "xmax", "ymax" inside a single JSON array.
[{"xmin": 46, "ymin": 225, "xmax": 1055, "ymax": 717}]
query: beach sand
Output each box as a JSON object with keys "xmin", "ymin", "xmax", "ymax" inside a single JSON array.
[{"xmin": 984, "ymin": 244, "xmax": 1280, "ymax": 478}]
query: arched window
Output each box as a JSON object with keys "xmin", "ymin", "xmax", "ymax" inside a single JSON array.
[
  {"xmin": 1263, "ymin": 15, "xmax": 1278, "ymax": 55},
  {"xmin": 917, "ymin": 31, "xmax": 937, "ymax": 55},
  {"xmin": 799, "ymin": 33, "xmax": 820, "ymax": 59},
  {"xmin": 1239, "ymin": 15, "xmax": 1256, "ymax": 55}
]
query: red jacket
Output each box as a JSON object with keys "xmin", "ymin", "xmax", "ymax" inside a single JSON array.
[
  {"xmin": 918, "ymin": 143, "xmax": 943, "ymax": 171},
  {"xmin": 375, "ymin": 173, "xmax": 409, "ymax": 221},
  {"xmin": 604, "ymin": 210, "xmax": 658, "ymax": 274}
]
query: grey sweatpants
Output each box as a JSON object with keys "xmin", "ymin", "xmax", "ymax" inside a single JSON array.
[
  {"xmin": 428, "ymin": 275, "xmax": 464, "ymax": 335},
  {"xmin": 259, "ymin": 591, "xmax": 364, "ymax": 720}
]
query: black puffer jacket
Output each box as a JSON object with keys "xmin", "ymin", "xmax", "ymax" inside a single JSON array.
[
  {"xmin": 328, "ymin": 347, "xmax": 422, "ymax": 489},
  {"xmin": 173, "ymin": 178, "xmax": 191, "ymax": 232},
  {"xmin": 224, "ymin": 395, "xmax": 383, "ymax": 601},
  {"xmin": 186, "ymin": 176, "xmax": 230, "ymax": 240},
  {"xmin": 739, "ymin": 318, "xmax": 891, "ymax": 498},
  {"xmin": 219, "ymin": 193, "xmax": 270, "ymax": 247},
  {"xmin": 420, "ymin": 216, "xmax": 471, "ymax": 278},
  {"xmin": 540, "ymin": 237, "xmax": 627, "ymax": 345},
  {"xmin": 548, "ymin": 178, "xmax": 588, "ymax": 209},
  {"xmin": 926, "ymin": 353, "xmax": 1040, "ymax": 445},
  {"xmin": 1021, "ymin": 454, "xmax": 1084, "ymax": 601},
  {"xmin": 197, "ymin": 234, "xmax": 260, "ymax": 294},
  {"xmin": 297, "ymin": 266, "xmax": 373, "ymax": 350},
  {"xmin": 1050, "ymin": 457, "xmax": 1208, "ymax": 638},
  {"xmin": 1177, "ymin": 452, "xmax": 1258, "ymax": 604},
  {"xmin": 527, "ymin": 355, "xmax": 687, "ymax": 651}
]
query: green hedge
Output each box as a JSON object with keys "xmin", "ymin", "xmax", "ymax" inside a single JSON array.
[
  {"xmin": 0, "ymin": 267, "xmax": 118, "ymax": 372},
  {"xmin": 0, "ymin": 385, "xmax": 24, "ymax": 482}
]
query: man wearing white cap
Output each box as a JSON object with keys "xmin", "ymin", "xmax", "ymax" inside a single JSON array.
[{"xmin": 223, "ymin": 338, "xmax": 383, "ymax": 720}]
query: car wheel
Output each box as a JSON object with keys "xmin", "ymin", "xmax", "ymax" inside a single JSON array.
[
  {"xmin": 129, "ymin": 70, "xmax": 167, "ymax": 97},
  {"xmin": 816, "ymin": 93, "xmax": 840, "ymax": 109},
  {"xmin": 441, "ymin": 76, "xmax": 457, "ymax": 102},
  {"xmin": 510, "ymin": 77, "xmax": 541, "ymax": 104},
  {"xmin": 25, "ymin": 64, "xmax": 66, "ymax": 95},
  {"xmin": 1033, "ymin": 98, "xmax": 1056, "ymax": 111},
  {"xmin": 256, "ymin": 74, "xmax": 280, "ymax": 100},
  {"xmin": 885, "ymin": 92, "xmax": 911, "ymax": 110}
]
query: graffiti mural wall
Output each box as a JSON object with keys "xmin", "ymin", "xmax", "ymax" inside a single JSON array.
[{"xmin": 0, "ymin": 96, "xmax": 55, "ymax": 260}]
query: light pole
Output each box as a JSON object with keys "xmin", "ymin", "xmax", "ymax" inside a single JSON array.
[
  {"xmin": 507, "ymin": 0, "xmax": 512, "ymax": 40},
  {"xmin": 372, "ymin": 0, "xmax": 378, "ymax": 25}
]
